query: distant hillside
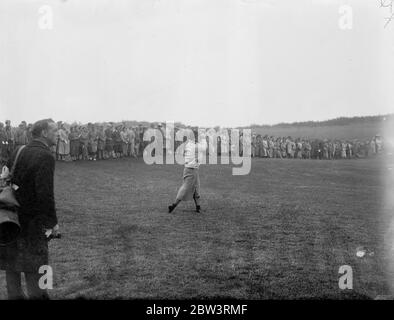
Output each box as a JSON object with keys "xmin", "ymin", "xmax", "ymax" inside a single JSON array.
[
  {"xmin": 249, "ymin": 114, "xmax": 393, "ymax": 129},
  {"xmin": 248, "ymin": 114, "xmax": 394, "ymax": 141}
]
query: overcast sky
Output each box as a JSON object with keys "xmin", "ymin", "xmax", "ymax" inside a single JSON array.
[{"xmin": 0, "ymin": 0, "xmax": 393, "ymax": 127}]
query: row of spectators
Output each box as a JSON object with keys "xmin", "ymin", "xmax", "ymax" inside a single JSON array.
[
  {"xmin": 250, "ymin": 134, "xmax": 383, "ymax": 159},
  {"xmin": 0, "ymin": 119, "xmax": 384, "ymax": 164}
]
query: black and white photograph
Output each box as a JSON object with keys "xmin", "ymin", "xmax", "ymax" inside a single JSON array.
[{"xmin": 0, "ymin": 0, "xmax": 394, "ymax": 307}]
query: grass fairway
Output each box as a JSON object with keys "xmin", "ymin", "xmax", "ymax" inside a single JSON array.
[{"xmin": 0, "ymin": 156, "xmax": 392, "ymax": 299}]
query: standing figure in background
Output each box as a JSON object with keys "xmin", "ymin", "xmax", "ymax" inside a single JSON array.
[
  {"xmin": 126, "ymin": 126, "xmax": 136, "ymax": 158},
  {"xmin": 317, "ymin": 140, "xmax": 324, "ymax": 160},
  {"xmin": 304, "ymin": 140, "xmax": 311, "ymax": 159},
  {"xmin": 341, "ymin": 141, "xmax": 347, "ymax": 159},
  {"xmin": 55, "ymin": 122, "xmax": 62, "ymax": 160},
  {"xmin": 97, "ymin": 125, "xmax": 106, "ymax": 160},
  {"xmin": 353, "ymin": 140, "xmax": 361, "ymax": 158},
  {"xmin": 120, "ymin": 126, "xmax": 129, "ymax": 158},
  {"xmin": 57, "ymin": 123, "xmax": 70, "ymax": 161},
  {"xmin": 328, "ymin": 141, "xmax": 335, "ymax": 160},
  {"xmin": 296, "ymin": 139, "xmax": 303, "ymax": 159},
  {"xmin": 134, "ymin": 126, "xmax": 141, "ymax": 158},
  {"xmin": 369, "ymin": 138, "xmax": 376, "ymax": 156},
  {"xmin": 322, "ymin": 140, "xmax": 329, "ymax": 160},
  {"xmin": 79, "ymin": 126, "xmax": 89, "ymax": 161},
  {"xmin": 346, "ymin": 141, "xmax": 353, "ymax": 159},
  {"xmin": 262, "ymin": 136, "xmax": 268, "ymax": 158},
  {"xmin": 113, "ymin": 125, "xmax": 123, "ymax": 158},
  {"xmin": 0, "ymin": 122, "xmax": 8, "ymax": 165},
  {"xmin": 14, "ymin": 122, "xmax": 28, "ymax": 148},
  {"xmin": 286, "ymin": 137, "xmax": 294, "ymax": 159},
  {"xmin": 26, "ymin": 124, "xmax": 33, "ymax": 144},
  {"xmin": 69, "ymin": 125, "xmax": 80, "ymax": 161},
  {"xmin": 251, "ymin": 134, "xmax": 256, "ymax": 158},
  {"xmin": 105, "ymin": 124, "xmax": 114, "ymax": 159},
  {"xmin": 256, "ymin": 135, "xmax": 262, "ymax": 158},
  {"xmin": 280, "ymin": 138, "xmax": 287, "ymax": 159},
  {"xmin": 4, "ymin": 120, "xmax": 14, "ymax": 160},
  {"xmin": 268, "ymin": 137, "xmax": 275, "ymax": 158},
  {"xmin": 88, "ymin": 123, "xmax": 98, "ymax": 161},
  {"xmin": 335, "ymin": 141, "xmax": 341, "ymax": 159},
  {"xmin": 274, "ymin": 138, "xmax": 282, "ymax": 159},
  {"xmin": 375, "ymin": 135, "xmax": 383, "ymax": 154}
]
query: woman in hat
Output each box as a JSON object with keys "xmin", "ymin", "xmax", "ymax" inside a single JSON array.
[
  {"xmin": 112, "ymin": 125, "xmax": 123, "ymax": 158},
  {"xmin": 68, "ymin": 125, "xmax": 80, "ymax": 161},
  {"xmin": 120, "ymin": 126, "xmax": 129, "ymax": 158},
  {"xmin": 104, "ymin": 124, "xmax": 114, "ymax": 159},
  {"xmin": 79, "ymin": 126, "xmax": 89, "ymax": 160},
  {"xmin": 57, "ymin": 123, "xmax": 70, "ymax": 161},
  {"xmin": 88, "ymin": 124, "xmax": 98, "ymax": 161},
  {"xmin": 97, "ymin": 125, "xmax": 106, "ymax": 160}
]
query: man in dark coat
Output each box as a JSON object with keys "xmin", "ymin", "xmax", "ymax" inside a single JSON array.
[
  {"xmin": 0, "ymin": 118, "xmax": 59, "ymax": 299},
  {"xmin": 4, "ymin": 120, "xmax": 14, "ymax": 160},
  {"xmin": 0, "ymin": 122, "xmax": 8, "ymax": 165}
]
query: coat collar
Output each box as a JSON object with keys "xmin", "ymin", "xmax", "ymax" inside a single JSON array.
[{"xmin": 29, "ymin": 138, "xmax": 51, "ymax": 151}]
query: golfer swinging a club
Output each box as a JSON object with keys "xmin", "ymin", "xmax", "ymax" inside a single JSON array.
[{"xmin": 168, "ymin": 129, "xmax": 207, "ymax": 213}]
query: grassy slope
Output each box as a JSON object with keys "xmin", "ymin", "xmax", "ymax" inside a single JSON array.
[
  {"xmin": 252, "ymin": 119, "xmax": 393, "ymax": 140},
  {"xmin": 0, "ymin": 156, "xmax": 392, "ymax": 299}
]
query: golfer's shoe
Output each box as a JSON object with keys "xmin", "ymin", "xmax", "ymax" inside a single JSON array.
[
  {"xmin": 196, "ymin": 205, "xmax": 201, "ymax": 213},
  {"xmin": 168, "ymin": 204, "xmax": 176, "ymax": 213}
]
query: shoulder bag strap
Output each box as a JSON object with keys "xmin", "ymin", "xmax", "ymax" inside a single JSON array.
[{"xmin": 10, "ymin": 145, "xmax": 26, "ymax": 179}]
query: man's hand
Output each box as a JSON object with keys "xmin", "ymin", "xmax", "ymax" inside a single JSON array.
[
  {"xmin": 0, "ymin": 166, "xmax": 10, "ymax": 180},
  {"xmin": 45, "ymin": 224, "xmax": 60, "ymax": 238}
]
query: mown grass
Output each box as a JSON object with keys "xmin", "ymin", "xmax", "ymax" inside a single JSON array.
[{"xmin": 0, "ymin": 156, "xmax": 392, "ymax": 299}]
